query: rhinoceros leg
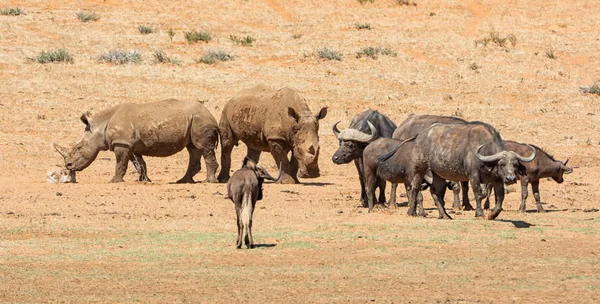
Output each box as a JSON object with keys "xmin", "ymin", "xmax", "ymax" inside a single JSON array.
[
  {"xmin": 246, "ymin": 147, "xmax": 261, "ymax": 163},
  {"xmin": 202, "ymin": 147, "xmax": 219, "ymax": 183},
  {"xmin": 268, "ymin": 139, "xmax": 296, "ymax": 184},
  {"xmin": 131, "ymin": 154, "xmax": 151, "ymax": 182},
  {"xmin": 217, "ymin": 122, "xmax": 238, "ymax": 183},
  {"xmin": 177, "ymin": 145, "xmax": 201, "ymax": 183},
  {"xmin": 110, "ymin": 145, "xmax": 130, "ymax": 183}
]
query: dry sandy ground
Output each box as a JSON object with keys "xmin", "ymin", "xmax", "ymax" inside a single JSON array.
[{"xmin": 1, "ymin": 0, "xmax": 600, "ymax": 303}]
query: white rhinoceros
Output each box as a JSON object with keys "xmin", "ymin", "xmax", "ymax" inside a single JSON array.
[{"xmin": 54, "ymin": 99, "xmax": 219, "ymax": 183}]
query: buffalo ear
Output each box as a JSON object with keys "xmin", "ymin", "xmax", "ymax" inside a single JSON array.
[
  {"xmin": 315, "ymin": 107, "xmax": 328, "ymax": 120},
  {"xmin": 288, "ymin": 107, "xmax": 300, "ymax": 123},
  {"xmin": 517, "ymin": 163, "xmax": 527, "ymax": 177}
]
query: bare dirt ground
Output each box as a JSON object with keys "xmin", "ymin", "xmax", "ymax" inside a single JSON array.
[{"xmin": 1, "ymin": 0, "xmax": 600, "ymax": 303}]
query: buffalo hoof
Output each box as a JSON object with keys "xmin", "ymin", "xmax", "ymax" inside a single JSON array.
[
  {"xmin": 407, "ymin": 210, "xmax": 418, "ymax": 217},
  {"xmin": 217, "ymin": 174, "xmax": 230, "ymax": 183},
  {"xmin": 537, "ymin": 208, "xmax": 546, "ymax": 213},
  {"xmin": 462, "ymin": 204, "xmax": 475, "ymax": 211},
  {"xmin": 138, "ymin": 176, "xmax": 152, "ymax": 183},
  {"xmin": 487, "ymin": 209, "xmax": 503, "ymax": 220},
  {"xmin": 438, "ymin": 214, "xmax": 453, "ymax": 220}
]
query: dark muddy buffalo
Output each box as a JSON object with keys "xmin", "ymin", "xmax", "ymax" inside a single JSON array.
[
  {"xmin": 396, "ymin": 121, "xmax": 536, "ymax": 220},
  {"xmin": 331, "ymin": 109, "xmax": 397, "ymax": 207},
  {"xmin": 391, "ymin": 114, "xmax": 473, "ymax": 210},
  {"xmin": 484, "ymin": 140, "xmax": 573, "ymax": 213}
]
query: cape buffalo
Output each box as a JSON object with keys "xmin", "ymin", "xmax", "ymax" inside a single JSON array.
[
  {"xmin": 227, "ymin": 158, "xmax": 281, "ymax": 249},
  {"xmin": 392, "ymin": 114, "xmax": 473, "ymax": 210},
  {"xmin": 401, "ymin": 122, "xmax": 536, "ymax": 220},
  {"xmin": 331, "ymin": 109, "xmax": 397, "ymax": 207},
  {"xmin": 54, "ymin": 99, "xmax": 219, "ymax": 183},
  {"xmin": 218, "ymin": 85, "xmax": 327, "ymax": 184},
  {"xmin": 484, "ymin": 140, "xmax": 573, "ymax": 213},
  {"xmin": 363, "ymin": 137, "xmax": 429, "ymax": 214}
]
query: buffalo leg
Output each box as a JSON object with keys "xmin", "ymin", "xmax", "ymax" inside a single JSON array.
[
  {"xmin": 217, "ymin": 122, "xmax": 237, "ymax": 183},
  {"xmin": 488, "ymin": 182, "xmax": 505, "ymax": 220},
  {"xmin": 461, "ymin": 181, "xmax": 474, "ymax": 210},
  {"xmin": 430, "ymin": 175, "xmax": 452, "ymax": 219},
  {"xmin": 471, "ymin": 177, "xmax": 486, "ymax": 218},
  {"xmin": 389, "ymin": 183, "xmax": 398, "ymax": 207},
  {"xmin": 483, "ymin": 183, "xmax": 494, "ymax": 210},
  {"xmin": 377, "ymin": 178, "xmax": 387, "ymax": 205},
  {"xmin": 407, "ymin": 175, "xmax": 424, "ymax": 217},
  {"xmin": 110, "ymin": 145, "xmax": 130, "ymax": 183},
  {"xmin": 451, "ymin": 181, "xmax": 461, "ymax": 210},
  {"xmin": 177, "ymin": 146, "xmax": 202, "ymax": 183},
  {"xmin": 531, "ymin": 180, "xmax": 545, "ymax": 213},
  {"xmin": 268, "ymin": 139, "xmax": 296, "ymax": 184},
  {"xmin": 354, "ymin": 158, "xmax": 367, "ymax": 207},
  {"xmin": 131, "ymin": 154, "xmax": 151, "ymax": 182}
]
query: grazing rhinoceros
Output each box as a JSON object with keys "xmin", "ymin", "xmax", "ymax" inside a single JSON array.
[
  {"xmin": 217, "ymin": 85, "xmax": 327, "ymax": 184},
  {"xmin": 54, "ymin": 99, "xmax": 220, "ymax": 183}
]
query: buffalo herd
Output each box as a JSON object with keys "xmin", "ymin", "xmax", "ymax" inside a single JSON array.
[{"xmin": 54, "ymin": 85, "xmax": 573, "ymax": 248}]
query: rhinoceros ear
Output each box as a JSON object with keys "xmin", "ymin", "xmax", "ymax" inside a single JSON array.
[
  {"xmin": 315, "ymin": 107, "xmax": 328, "ymax": 120},
  {"xmin": 80, "ymin": 111, "xmax": 92, "ymax": 131},
  {"xmin": 288, "ymin": 107, "xmax": 300, "ymax": 123}
]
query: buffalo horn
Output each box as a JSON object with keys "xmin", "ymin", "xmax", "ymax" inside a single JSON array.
[
  {"xmin": 332, "ymin": 121, "xmax": 342, "ymax": 139},
  {"xmin": 513, "ymin": 144, "xmax": 536, "ymax": 162},
  {"xmin": 257, "ymin": 163, "xmax": 282, "ymax": 181},
  {"xmin": 337, "ymin": 121, "xmax": 378, "ymax": 143},
  {"xmin": 563, "ymin": 158, "xmax": 569, "ymax": 166},
  {"xmin": 475, "ymin": 143, "xmax": 504, "ymax": 162}
]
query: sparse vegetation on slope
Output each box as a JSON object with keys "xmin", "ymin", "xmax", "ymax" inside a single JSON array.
[
  {"xmin": 184, "ymin": 30, "xmax": 211, "ymax": 43},
  {"xmin": 475, "ymin": 29, "xmax": 517, "ymax": 48},
  {"xmin": 580, "ymin": 82, "xmax": 600, "ymax": 95},
  {"xmin": 98, "ymin": 49, "xmax": 142, "ymax": 64},
  {"xmin": 138, "ymin": 25, "xmax": 155, "ymax": 34},
  {"xmin": 29, "ymin": 48, "xmax": 74, "ymax": 64},
  {"xmin": 153, "ymin": 49, "xmax": 181, "ymax": 65},
  {"xmin": 76, "ymin": 11, "xmax": 100, "ymax": 22},
  {"xmin": 195, "ymin": 50, "xmax": 234, "ymax": 64},
  {"xmin": 0, "ymin": 7, "xmax": 25, "ymax": 16},
  {"xmin": 318, "ymin": 48, "xmax": 343, "ymax": 61},
  {"xmin": 230, "ymin": 34, "xmax": 255, "ymax": 46},
  {"xmin": 355, "ymin": 47, "xmax": 396, "ymax": 59}
]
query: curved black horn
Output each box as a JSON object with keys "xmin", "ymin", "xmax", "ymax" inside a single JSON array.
[
  {"xmin": 332, "ymin": 121, "xmax": 342, "ymax": 139},
  {"xmin": 514, "ymin": 144, "xmax": 536, "ymax": 162},
  {"xmin": 475, "ymin": 143, "xmax": 504, "ymax": 162},
  {"xmin": 562, "ymin": 158, "xmax": 569, "ymax": 166}
]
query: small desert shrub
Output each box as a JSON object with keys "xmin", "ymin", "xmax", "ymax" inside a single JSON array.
[
  {"xmin": 475, "ymin": 29, "xmax": 516, "ymax": 48},
  {"xmin": 168, "ymin": 29, "xmax": 176, "ymax": 41},
  {"xmin": 397, "ymin": 0, "xmax": 417, "ymax": 6},
  {"xmin": 358, "ymin": 0, "xmax": 374, "ymax": 4},
  {"xmin": 30, "ymin": 48, "xmax": 74, "ymax": 64},
  {"xmin": 580, "ymin": 82, "xmax": 600, "ymax": 95},
  {"xmin": 98, "ymin": 49, "xmax": 142, "ymax": 64},
  {"xmin": 76, "ymin": 11, "xmax": 100, "ymax": 22},
  {"xmin": 354, "ymin": 23, "xmax": 371, "ymax": 30},
  {"xmin": 195, "ymin": 50, "xmax": 234, "ymax": 64},
  {"xmin": 292, "ymin": 34, "xmax": 302, "ymax": 39},
  {"xmin": 230, "ymin": 34, "xmax": 255, "ymax": 46},
  {"xmin": 545, "ymin": 49, "xmax": 556, "ymax": 59},
  {"xmin": 153, "ymin": 49, "xmax": 181, "ymax": 65},
  {"xmin": 355, "ymin": 47, "xmax": 396, "ymax": 59},
  {"xmin": 469, "ymin": 62, "xmax": 480, "ymax": 70},
  {"xmin": 1, "ymin": 7, "xmax": 25, "ymax": 16},
  {"xmin": 138, "ymin": 25, "xmax": 155, "ymax": 34},
  {"xmin": 184, "ymin": 30, "xmax": 211, "ymax": 43},
  {"xmin": 317, "ymin": 48, "xmax": 343, "ymax": 61}
]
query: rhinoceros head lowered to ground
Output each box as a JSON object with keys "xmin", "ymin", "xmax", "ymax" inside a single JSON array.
[
  {"xmin": 53, "ymin": 112, "xmax": 107, "ymax": 173},
  {"xmin": 288, "ymin": 106, "xmax": 327, "ymax": 178}
]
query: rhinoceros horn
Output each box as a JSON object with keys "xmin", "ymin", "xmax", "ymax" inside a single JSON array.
[
  {"xmin": 475, "ymin": 143, "xmax": 506, "ymax": 163},
  {"xmin": 53, "ymin": 143, "xmax": 70, "ymax": 160},
  {"xmin": 335, "ymin": 121, "xmax": 378, "ymax": 143},
  {"xmin": 512, "ymin": 144, "xmax": 536, "ymax": 162}
]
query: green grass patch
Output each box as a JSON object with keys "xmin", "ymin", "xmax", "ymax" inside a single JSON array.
[
  {"xmin": 580, "ymin": 82, "xmax": 600, "ymax": 95},
  {"xmin": 230, "ymin": 34, "xmax": 255, "ymax": 46},
  {"xmin": 29, "ymin": 48, "xmax": 74, "ymax": 64},
  {"xmin": 355, "ymin": 46, "xmax": 397, "ymax": 59},
  {"xmin": 195, "ymin": 50, "xmax": 234, "ymax": 64},
  {"xmin": 1, "ymin": 7, "xmax": 25, "ymax": 16},
  {"xmin": 76, "ymin": 11, "xmax": 99, "ymax": 22},
  {"xmin": 184, "ymin": 30, "xmax": 211, "ymax": 43},
  {"xmin": 98, "ymin": 49, "xmax": 142, "ymax": 64}
]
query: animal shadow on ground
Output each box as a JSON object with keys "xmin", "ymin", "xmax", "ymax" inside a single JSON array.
[
  {"xmin": 301, "ymin": 182, "xmax": 334, "ymax": 186},
  {"xmin": 253, "ymin": 244, "xmax": 277, "ymax": 249},
  {"xmin": 498, "ymin": 219, "xmax": 536, "ymax": 228},
  {"xmin": 524, "ymin": 209, "xmax": 562, "ymax": 213}
]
